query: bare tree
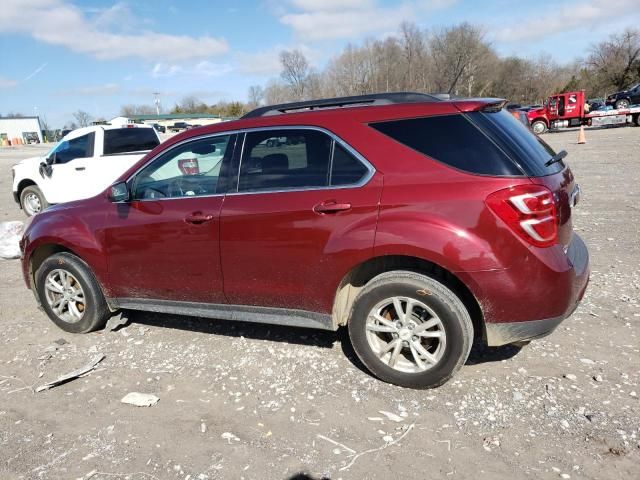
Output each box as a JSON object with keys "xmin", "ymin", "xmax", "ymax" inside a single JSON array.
[
  {"xmin": 429, "ymin": 23, "xmax": 493, "ymax": 95},
  {"xmin": 263, "ymin": 79, "xmax": 291, "ymax": 104},
  {"xmin": 280, "ymin": 49, "xmax": 310, "ymax": 100},
  {"xmin": 120, "ymin": 104, "xmax": 157, "ymax": 116},
  {"xmin": 586, "ymin": 28, "xmax": 640, "ymax": 94},
  {"xmin": 247, "ymin": 85, "xmax": 264, "ymax": 108},
  {"xmin": 72, "ymin": 110, "xmax": 92, "ymax": 127}
]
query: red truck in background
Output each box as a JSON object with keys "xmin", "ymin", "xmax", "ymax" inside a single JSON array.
[{"xmin": 527, "ymin": 90, "xmax": 640, "ymax": 134}]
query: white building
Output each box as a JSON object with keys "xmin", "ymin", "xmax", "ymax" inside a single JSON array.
[{"xmin": 0, "ymin": 116, "xmax": 44, "ymax": 144}]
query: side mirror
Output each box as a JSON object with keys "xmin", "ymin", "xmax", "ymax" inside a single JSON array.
[
  {"xmin": 46, "ymin": 154, "xmax": 55, "ymax": 165},
  {"xmin": 39, "ymin": 162, "xmax": 53, "ymax": 178},
  {"xmin": 108, "ymin": 182, "xmax": 130, "ymax": 202}
]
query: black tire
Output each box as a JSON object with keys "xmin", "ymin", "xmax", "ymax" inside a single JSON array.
[
  {"xmin": 531, "ymin": 120, "xmax": 547, "ymax": 135},
  {"xmin": 20, "ymin": 185, "xmax": 48, "ymax": 217},
  {"xmin": 35, "ymin": 252, "xmax": 110, "ymax": 333},
  {"xmin": 615, "ymin": 99, "xmax": 630, "ymax": 109},
  {"xmin": 348, "ymin": 271, "xmax": 473, "ymax": 389}
]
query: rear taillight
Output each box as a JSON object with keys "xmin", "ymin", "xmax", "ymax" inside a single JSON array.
[
  {"xmin": 486, "ymin": 184, "xmax": 558, "ymax": 247},
  {"xmin": 178, "ymin": 158, "xmax": 200, "ymax": 175}
]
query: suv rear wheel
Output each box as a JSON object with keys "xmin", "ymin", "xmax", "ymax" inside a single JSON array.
[
  {"xmin": 35, "ymin": 253, "xmax": 110, "ymax": 333},
  {"xmin": 348, "ymin": 271, "xmax": 473, "ymax": 388}
]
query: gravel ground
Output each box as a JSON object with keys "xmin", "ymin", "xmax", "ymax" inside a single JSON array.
[{"xmin": 0, "ymin": 127, "xmax": 639, "ymax": 480}]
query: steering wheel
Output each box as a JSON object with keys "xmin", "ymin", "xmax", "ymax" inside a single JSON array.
[
  {"xmin": 140, "ymin": 187, "xmax": 167, "ymax": 199},
  {"xmin": 169, "ymin": 176, "xmax": 208, "ymax": 197}
]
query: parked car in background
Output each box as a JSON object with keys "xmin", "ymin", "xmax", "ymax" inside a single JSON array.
[
  {"xmin": 506, "ymin": 105, "xmax": 532, "ymax": 129},
  {"xmin": 151, "ymin": 123, "xmax": 166, "ymax": 133},
  {"xmin": 605, "ymin": 83, "xmax": 640, "ymax": 109},
  {"xmin": 586, "ymin": 98, "xmax": 605, "ymax": 111},
  {"xmin": 19, "ymin": 93, "xmax": 589, "ymax": 389},
  {"xmin": 12, "ymin": 124, "xmax": 160, "ymax": 216},
  {"xmin": 170, "ymin": 122, "xmax": 191, "ymax": 132}
]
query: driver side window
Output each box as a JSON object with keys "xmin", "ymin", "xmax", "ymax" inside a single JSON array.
[
  {"xmin": 55, "ymin": 133, "xmax": 95, "ymax": 164},
  {"xmin": 132, "ymin": 134, "xmax": 234, "ymax": 200}
]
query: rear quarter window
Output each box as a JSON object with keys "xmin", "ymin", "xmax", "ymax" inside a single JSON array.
[
  {"xmin": 469, "ymin": 110, "xmax": 563, "ymax": 176},
  {"xmin": 370, "ymin": 114, "xmax": 522, "ymax": 176},
  {"xmin": 103, "ymin": 128, "xmax": 160, "ymax": 155}
]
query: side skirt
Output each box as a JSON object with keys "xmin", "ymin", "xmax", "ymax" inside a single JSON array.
[{"xmin": 109, "ymin": 298, "xmax": 336, "ymax": 331}]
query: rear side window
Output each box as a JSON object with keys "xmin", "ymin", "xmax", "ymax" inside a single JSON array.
[
  {"xmin": 469, "ymin": 110, "xmax": 562, "ymax": 176},
  {"xmin": 103, "ymin": 128, "xmax": 160, "ymax": 155},
  {"xmin": 330, "ymin": 143, "xmax": 369, "ymax": 186},
  {"xmin": 239, "ymin": 129, "xmax": 331, "ymax": 192},
  {"xmin": 370, "ymin": 115, "xmax": 522, "ymax": 176}
]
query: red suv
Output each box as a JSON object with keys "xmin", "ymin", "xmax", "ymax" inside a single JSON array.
[{"xmin": 19, "ymin": 93, "xmax": 589, "ymax": 388}]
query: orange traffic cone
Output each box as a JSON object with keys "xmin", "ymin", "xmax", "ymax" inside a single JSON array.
[{"xmin": 577, "ymin": 125, "xmax": 586, "ymax": 144}]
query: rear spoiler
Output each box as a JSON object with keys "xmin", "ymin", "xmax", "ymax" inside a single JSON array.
[{"xmin": 453, "ymin": 98, "xmax": 508, "ymax": 113}]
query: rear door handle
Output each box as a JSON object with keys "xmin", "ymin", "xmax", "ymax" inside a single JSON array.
[
  {"xmin": 185, "ymin": 212, "xmax": 214, "ymax": 224},
  {"xmin": 313, "ymin": 201, "xmax": 352, "ymax": 214},
  {"xmin": 75, "ymin": 167, "xmax": 86, "ymax": 171}
]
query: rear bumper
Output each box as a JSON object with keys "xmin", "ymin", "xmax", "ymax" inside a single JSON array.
[
  {"xmin": 13, "ymin": 191, "xmax": 20, "ymax": 205},
  {"xmin": 485, "ymin": 311, "xmax": 571, "ymax": 346},
  {"xmin": 461, "ymin": 233, "xmax": 589, "ymax": 346}
]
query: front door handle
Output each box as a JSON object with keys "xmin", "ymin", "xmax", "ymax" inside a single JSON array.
[
  {"xmin": 185, "ymin": 212, "xmax": 214, "ymax": 224},
  {"xmin": 313, "ymin": 201, "xmax": 352, "ymax": 214},
  {"xmin": 75, "ymin": 166, "xmax": 86, "ymax": 171}
]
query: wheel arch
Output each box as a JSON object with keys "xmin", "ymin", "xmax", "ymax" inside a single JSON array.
[
  {"xmin": 28, "ymin": 243, "xmax": 115, "ymax": 311},
  {"xmin": 17, "ymin": 179, "xmax": 38, "ymax": 198},
  {"xmin": 332, "ymin": 255, "xmax": 484, "ymax": 340}
]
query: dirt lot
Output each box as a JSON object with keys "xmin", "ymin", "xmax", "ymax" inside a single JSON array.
[{"xmin": 0, "ymin": 127, "xmax": 639, "ymax": 480}]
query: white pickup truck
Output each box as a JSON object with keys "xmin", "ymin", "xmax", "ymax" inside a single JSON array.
[{"xmin": 12, "ymin": 124, "xmax": 160, "ymax": 216}]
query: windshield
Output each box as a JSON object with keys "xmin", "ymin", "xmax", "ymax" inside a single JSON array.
[{"xmin": 46, "ymin": 140, "xmax": 67, "ymax": 157}]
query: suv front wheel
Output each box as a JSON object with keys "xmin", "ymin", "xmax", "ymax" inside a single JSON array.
[
  {"xmin": 348, "ymin": 271, "xmax": 473, "ymax": 389},
  {"xmin": 35, "ymin": 252, "xmax": 111, "ymax": 333}
]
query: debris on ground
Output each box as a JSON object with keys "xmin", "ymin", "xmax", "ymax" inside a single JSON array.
[
  {"xmin": 0, "ymin": 221, "xmax": 23, "ymax": 260},
  {"xmin": 121, "ymin": 392, "xmax": 160, "ymax": 407},
  {"xmin": 378, "ymin": 410, "xmax": 404, "ymax": 422},
  {"xmin": 105, "ymin": 311, "xmax": 131, "ymax": 331},
  {"xmin": 35, "ymin": 354, "xmax": 105, "ymax": 392},
  {"xmin": 221, "ymin": 432, "xmax": 240, "ymax": 443}
]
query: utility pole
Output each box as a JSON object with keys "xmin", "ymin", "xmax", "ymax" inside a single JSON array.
[{"xmin": 153, "ymin": 92, "xmax": 161, "ymax": 116}]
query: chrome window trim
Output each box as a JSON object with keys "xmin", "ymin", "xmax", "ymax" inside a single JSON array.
[
  {"xmin": 123, "ymin": 126, "xmax": 375, "ymax": 202},
  {"xmin": 126, "ymin": 132, "xmax": 235, "ymax": 202},
  {"xmin": 232, "ymin": 125, "xmax": 375, "ymax": 195}
]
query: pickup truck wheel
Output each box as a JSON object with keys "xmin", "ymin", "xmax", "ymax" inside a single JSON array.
[
  {"xmin": 348, "ymin": 271, "xmax": 473, "ymax": 389},
  {"xmin": 20, "ymin": 185, "xmax": 48, "ymax": 216},
  {"xmin": 615, "ymin": 99, "xmax": 630, "ymax": 109},
  {"xmin": 531, "ymin": 120, "xmax": 547, "ymax": 135},
  {"xmin": 35, "ymin": 253, "xmax": 110, "ymax": 334}
]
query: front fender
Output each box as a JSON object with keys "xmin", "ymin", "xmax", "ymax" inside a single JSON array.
[{"xmin": 22, "ymin": 208, "xmax": 109, "ymax": 293}]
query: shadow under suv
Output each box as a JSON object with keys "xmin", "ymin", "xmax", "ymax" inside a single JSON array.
[{"xmin": 19, "ymin": 93, "xmax": 589, "ymax": 388}]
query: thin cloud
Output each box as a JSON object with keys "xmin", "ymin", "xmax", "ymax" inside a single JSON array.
[
  {"xmin": 57, "ymin": 83, "xmax": 121, "ymax": 96},
  {"xmin": 0, "ymin": 75, "xmax": 18, "ymax": 88},
  {"xmin": 24, "ymin": 62, "xmax": 48, "ymax": 81},
  {"xmin": 496, "ymin": 0, "xmax": 640, "ymax": 43},
  {"xmin": 151, "ymin": 61, "xmax": 233, "ymax": 78},
  {"xmin": 0, "ymin": 0, "xmax": 228, "ymax": 62},
  {"xmin": 280, "ymin": 0, "xmax": 456, "ymax": 41}
]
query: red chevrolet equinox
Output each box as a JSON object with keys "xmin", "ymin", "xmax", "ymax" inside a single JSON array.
[{"xmin": 19, "ymin": 93, "xmax": 589, "ymax": 388}]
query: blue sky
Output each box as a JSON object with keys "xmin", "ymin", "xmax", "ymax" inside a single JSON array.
[{"xmin": 1, "ymin": 0, "xmax": 639, "ymax": 128}]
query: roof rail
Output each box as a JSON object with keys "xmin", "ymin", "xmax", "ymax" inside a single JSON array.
[{"xmin": 241, "ymin": 92, "xmax": 441, "ymax": 119}]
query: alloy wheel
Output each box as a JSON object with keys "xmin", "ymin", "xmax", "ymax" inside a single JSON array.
[
  {"xmin": 43, "ymin": 269, "xmax": 86, "ymax": 324},
  {"xmin": 365, "ymin": 296, "xmax": 447, "ymax": 373}
]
